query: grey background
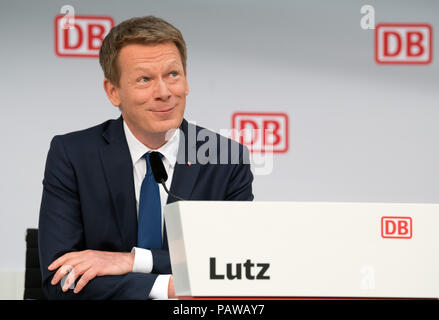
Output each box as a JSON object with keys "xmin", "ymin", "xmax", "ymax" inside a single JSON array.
[{"xmin": 0, "ymin": 0, "xmax": 438, "ymax": 272}]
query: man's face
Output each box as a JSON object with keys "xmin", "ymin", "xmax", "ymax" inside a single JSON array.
[{"xmin": 106, "ymin": 42, "xmax": 189, "ymax": 138}]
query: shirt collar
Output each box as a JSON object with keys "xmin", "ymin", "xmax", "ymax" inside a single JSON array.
[{"xmin": 123, "ymin": 120, "xmax": 180, "ymax": 168}]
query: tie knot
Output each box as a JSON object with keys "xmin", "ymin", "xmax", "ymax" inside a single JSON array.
[{"xmin": 143, "ymin": 152, "xmax": 163, "ymax": 177}]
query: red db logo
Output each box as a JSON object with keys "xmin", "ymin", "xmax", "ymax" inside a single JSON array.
[
  {"xmin": 381, "ymin": 217, "xmax": 412, "ymax": 239},
  {"xmin": 375, "ymin": 23, "xmax": 433, "ymax": 64},
  {"xmin": 232, "ymin": 112, "xmax": 289, "ymax": 153},
  {"xmin": 55, "ymin": 15, "xmax": 114, "ymax": 58}
]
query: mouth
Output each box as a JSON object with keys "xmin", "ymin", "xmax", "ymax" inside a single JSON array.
[{"xmin": 151, "ymin": 106, "xmax": 176, "ymax": 113}]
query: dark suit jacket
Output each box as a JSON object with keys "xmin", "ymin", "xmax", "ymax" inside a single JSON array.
[{"xmin": 38, "ymin": 116, "xmax": 253, "ymax": 299}]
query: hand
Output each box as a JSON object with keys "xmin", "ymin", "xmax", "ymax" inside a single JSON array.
[
  {"xmin": 168, "ymin": 275, "xmax": 176, "ymax": 299},
  {"xmin": 48, "ymin": 250, "xmax": 134, "ymax": 294}
]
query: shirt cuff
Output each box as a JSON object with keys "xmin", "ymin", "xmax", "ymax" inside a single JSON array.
[
  {"xmin": 131, "ymin": 247, "xmax": 153, "ymax": 273},
  {"xmin": 149, "ymin": 274, "xmax": 171, "ymax": 300}
]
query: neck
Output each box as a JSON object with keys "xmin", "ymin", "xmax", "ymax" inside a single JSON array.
[
  {"xmin": 124, "ymin": 120, "xmax": 177, "ymax": 150},
  {"xmin": 138, "ymin": 133, "xmax": 167, "ymax": 150}
]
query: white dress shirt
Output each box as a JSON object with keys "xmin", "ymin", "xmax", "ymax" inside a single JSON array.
[{"xmin": 123, "ymin": 120, "xmax": 180, "ymax": 299}]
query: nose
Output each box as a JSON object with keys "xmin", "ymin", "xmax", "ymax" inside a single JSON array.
[{"xmin": 152, "ymin": 78, "xmax": 171, "ymax": 101}]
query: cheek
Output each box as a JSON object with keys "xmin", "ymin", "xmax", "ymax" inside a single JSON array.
[
  {"xmin": 122, "ymin": 88, "xmax": 151, "ymax": 106},
  {"xmin": 169, "ymin": 80, "xmax": 188, "ymax": 96},
  {"xmin": 134, "ymin": 90, "xmax": 151, "ymax": 104}
]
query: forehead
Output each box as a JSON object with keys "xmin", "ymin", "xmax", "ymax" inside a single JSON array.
[{"xmin": 118, "ymin": 42, "xmax": 183, "ymax": 70}]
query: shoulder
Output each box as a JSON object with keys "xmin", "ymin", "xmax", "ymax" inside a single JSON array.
[
  {"xmin": 47, "ymin": 118, "xmax": 120, "ymax": 160},
  {"xmin": 53, "ymin": 118, "xmax": 116, "ymax": 143},
  {"xmin": 182, "ymin": 120, "xmax": 250, "ymax": 165},
  {"xmin": 55, "ymin": 119, "xmax": 118, "ymax": 141}
]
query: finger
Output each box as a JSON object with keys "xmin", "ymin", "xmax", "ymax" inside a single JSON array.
[
  {"xmin": 51, "ymin": 264, "xmax": 73, "ymax": 285},
  {"xmin": 48, "ymin": 252, "xmax": 77, "ymax": 271},
  {"xmin": 50, "ymin": 252, "xmax": 91, "ymax": 277},
  {"xmin": 51, "ymin": 258, "xmax": 82, "ymax": 285},
  {"xmin": 74, "ymin": 269, "xmax": 97, "ymax": 294},
  {"xmin": 62, "ymin": 263, "xmax": 91, "ymax": 292},
  {"xmin": 61, "ymin": 269, "xmax": 75, "ymax": 292},
  {"xmin": 168, "ymin": 276, "xmax": 175, "ymax": 298}
]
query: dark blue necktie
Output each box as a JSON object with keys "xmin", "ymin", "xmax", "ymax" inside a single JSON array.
[{"xmin": 137, "ymin": 152, "xmax": 162, "ymax": 249}]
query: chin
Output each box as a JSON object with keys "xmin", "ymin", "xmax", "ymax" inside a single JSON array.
[{"xmin": 149, "ymin": 117, "xmax": 182, "ymax": 133}]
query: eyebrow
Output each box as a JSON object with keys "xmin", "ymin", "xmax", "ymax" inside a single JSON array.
[
  {"xmin": 133, "ymin": 66, "xmax": 152, "ymax": 73},
  {"xmin": 165, "ymin": 61, "xmax": 181, "ymax": 69},
  {"xmin": 133, "ymin": 61, "xmax": 181, "ymax": 74}
]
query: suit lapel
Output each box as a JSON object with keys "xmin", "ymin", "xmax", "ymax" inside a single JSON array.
[
  {"xmin": 168, "ymin": 164, "xmax": 200, "ymax": 204},
  {"xmin": 167, "ymin": 119, "xmax": 200, "ymax": 205},
  {"xmin": 163, "ymin": 119, "xmax": 200, "ymax": 250},
  {"xmin": 100, "ymin": 116, "xmax": 138, "ymax": 250}
]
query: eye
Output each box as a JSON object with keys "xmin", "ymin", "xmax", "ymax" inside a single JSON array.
[
  {"xmin": 138, "ymin": 76, "xmax": 149, "ymax": 83},
  {"xmin": 170, "ymin": 71, "xmax": 178, "ymax": 77}
]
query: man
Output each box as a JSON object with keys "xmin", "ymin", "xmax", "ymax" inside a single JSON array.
[{"xmin": 38, "ymin": 16, "xmax": 253, "ymax": 299}]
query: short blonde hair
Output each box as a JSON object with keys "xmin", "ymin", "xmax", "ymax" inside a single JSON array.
[{"xmin": 99, "ymin": 16, "xmax": 187, "ymax": 86}]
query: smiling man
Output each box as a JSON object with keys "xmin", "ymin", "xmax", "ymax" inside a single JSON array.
[{"xmin": 38, "ymin": 16, "xmax": 253, "ymax": 300}]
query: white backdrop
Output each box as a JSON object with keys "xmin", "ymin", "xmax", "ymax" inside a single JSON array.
[{"xmin": 0, "ymin": 0, "xmax": 438, "ymax": 298}]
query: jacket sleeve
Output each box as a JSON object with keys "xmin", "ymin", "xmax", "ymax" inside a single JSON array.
[
  {"xmin": 225, "ymin": 144, "xmax": 254, "ymax": 201},
  {"xmin": 38, "ymin": 136, "xmax": 158, "ymax": 300}
]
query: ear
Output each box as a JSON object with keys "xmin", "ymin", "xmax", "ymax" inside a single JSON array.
[{"xmin": 103, "ymin": 78, "xmax": 121, "ymax": 107}]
